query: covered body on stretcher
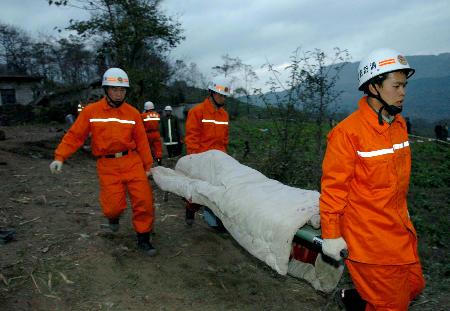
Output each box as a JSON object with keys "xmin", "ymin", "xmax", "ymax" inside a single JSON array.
[{"xmin": 152, "ymin": 150, "xmax": 343, "ymax": 292}]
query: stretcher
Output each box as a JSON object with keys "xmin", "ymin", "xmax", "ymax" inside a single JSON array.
[{"xmin": 152, "ymin": 150, "xmax": 345, "ymax": 292}]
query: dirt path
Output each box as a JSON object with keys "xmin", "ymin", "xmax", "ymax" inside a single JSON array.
[{"xmin": 0, "ymin": 125, "xmax": 339, "ymax": 311}]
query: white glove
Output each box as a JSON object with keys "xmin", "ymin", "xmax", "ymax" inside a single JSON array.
[
  {"xmin": 322, "ymin": 237, "xmax": 347, "ymax": 261},
  {"xmin": 49, "ymin": 160, "xmax": 63, "ymax": 174}
]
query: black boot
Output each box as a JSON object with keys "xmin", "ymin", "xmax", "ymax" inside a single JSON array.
[
  {"xmin": 108, "ymin": 218, "xmax": 120, "ymax": 232},
  {"xmin": 336, "ymin": 288, "xmax": 367, "ymax": 311},
  {"xmin": 185, "ymin": 207, "xmax": 195, "ymax": 226},
  {"xmin": 137, "ymin": 232, "xmax": 157, "ymax": 257}
]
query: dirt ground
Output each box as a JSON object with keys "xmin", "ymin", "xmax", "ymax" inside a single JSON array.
[{"xmin": 0, "ymin": 125, "xmax": 441, "ymax": 311}]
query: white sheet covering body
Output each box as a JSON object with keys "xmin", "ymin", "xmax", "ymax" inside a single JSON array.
[{"xmin": 153, "ymin": 150, "xmax": 322, "ymax": 275}]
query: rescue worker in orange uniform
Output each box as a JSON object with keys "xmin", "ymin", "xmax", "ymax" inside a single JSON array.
[
  {"xmin": 49, "ymin": 68, "xmax": 157, "ymax": 256},
  {"xmin": 141, "ymin": 101, "xmax": 163, "ymax": 165},
  {"xmin": 184, "ymin": 77, "xmax": 231, "ymax": 229},
  {"xmin": 320, "ymin": 49, "xmax": 425, "ymax": 310}
]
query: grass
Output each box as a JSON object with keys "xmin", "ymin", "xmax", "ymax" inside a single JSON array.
[{"xmin": 408, "ymin": 142, "xmax": 450, "ymax": 294}]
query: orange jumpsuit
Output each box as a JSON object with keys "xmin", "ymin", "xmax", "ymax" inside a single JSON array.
[
  {"xmin": 184, "ymin": 97, "xmax": 229, "ymax": 216},
  {"xmin": 320, "ymin": 96, "xmax": 424, "ymax": 310},
  {"xmin": 185, "ymin": 97, "xmax": 229, "ymax": 155},
  {"xmin": 141, "ymin": 111, "xmax": 163, "ymax": 160},
  {"xmin": 54, "ymin": 97, "xmax": 154, "ymax": 233}
]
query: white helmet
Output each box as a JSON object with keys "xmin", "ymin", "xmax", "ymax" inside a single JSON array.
[
  {"xmin": 102, "ymin": 68, "xmax": 130, "ymax": 88},
  {"xmin": 164, "ymin": 105, "xmax": 173, "ymax": 111},
  {"xmin": 144, "ymin": 101, "xmax": 155, "ymax": 110},
  {"xmin": 208, "ymin": 77, "xmax": 231, "ymax": 96},
  {"xmin": 358, "ymin": 48, "xmax": 414, "ymax": 90}
]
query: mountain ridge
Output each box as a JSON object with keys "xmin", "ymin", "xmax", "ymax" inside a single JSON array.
[{"xmin": 242, "ymin": 53, "xmax": 450, "ymax": 122}]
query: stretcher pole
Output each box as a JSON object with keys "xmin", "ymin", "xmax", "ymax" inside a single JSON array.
[{"xmin": 295, "ymin": 225, "xmax": 348, "ymax": 259}]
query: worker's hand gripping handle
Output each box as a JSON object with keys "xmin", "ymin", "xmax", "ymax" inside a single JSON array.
[
  {"xmin": 321, "ymin": 237, "xmax": 348, "ymax": 261},
  {"xmin": 295, "ymin": 227, "xmax": 348, "ymax": 261}
]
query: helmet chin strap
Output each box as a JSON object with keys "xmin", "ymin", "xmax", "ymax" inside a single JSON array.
[
  {"xmin": 209, "ymin": 91, "xmax": 224, "ymax": 108},
  {"xmin": 368, "ymin": 84, "xmax": 402, "ymax": 125},
  {"xmin": 105, "ymin": 92, "xmax": 125, "ymax": 108}
]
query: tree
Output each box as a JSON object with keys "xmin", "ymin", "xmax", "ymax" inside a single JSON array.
[
  {"xmin": 212, "ymin": 54, "xmax": 242, "ymax": 78},
  {"xmin": 0, "ymin": 23, "xmax": 33, "ymax": 74},
  {"xmin": 170, "ymin": 59, "xmax": 206, "ymax": 88},
  {"xmin": 50, "ymin": 36, "xmax": 97, "ymax": 86},
  {"xmin": 234, "ymin": 63, "xmax": 258, "ymax": 116},
  {"xmin": 49, "ymin": 0, "xmax": 184, "ymax": 105},
  {"xmin": 255, "ymin": 47, "xmax": 350, "ymax": 189},
  {"xmin": 212, "ymin": 54, "xmax": 260, "ymax": 118},
  {"xmin": 31, "ymin": 39, "xmax": 58, "ymax": 81},
  {"xmin": 296, "ymin": 48, "xmax": 350, "ymax": 187}
]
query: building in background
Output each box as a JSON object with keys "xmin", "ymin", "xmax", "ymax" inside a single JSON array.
[{"xmin": 0, "ymin": 75, "xmax": 43, "ymax": 106}]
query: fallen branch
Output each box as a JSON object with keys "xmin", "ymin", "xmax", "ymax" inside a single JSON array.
[
  {"xmin": 58, "ymin": 271, "xmax": 74, "ymax": 284},
  {"xmin": 220, "ymin": 280, "xmax": 228, "ymax": 291},
  {"xmin": 0, "ymin": 273, "xmax": 8, "ymax": 286},
  {"xmin": 160, "ymin": 214, "xmax": 179, "ymax": 222},
  {"xmin": 1, "ymin": 260, "xmax": 23, "ymax": 269},
  {"xmin": 190, "ymin": 253, "xmax": 213, "ymax": 257},
  {"xmin": 44, "ymin": 294, "xmax": 61, "ymax": 300},
  {"xmin": 167, "ymin": 250, "xmax": 182, "ymax": 259},
  {"xmin": 47, "ymin": 272, "xmax": 52, "ymax": 292},
  {"xmin": 411, "ymin": 300, "xmax": 432, "ymax": 308},
  {"xmin": 30, "ymin": 273, "xmax": 41, "ymax": 293},
  {"xmin": 19, "ymin": 217, "xmax": 41, "ymax": 226},
  {"xmin": 7, "ymin": 275, "xmax": 26, "ymax": 283},
  {"xmin": 9, "ymin": 197, "xmax": 32, "ymax": 204},
  {"xmin": 66, "ymin": 211, "xmax": 95, "ymax": 215}
]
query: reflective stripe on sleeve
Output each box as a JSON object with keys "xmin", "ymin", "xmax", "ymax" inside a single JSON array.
[
  {"xmin": 393, "ymin": 141, "xmax": 409, "ymax": 149},
  {"xmin": 89, "ymin": 118, "xmax": 135, "ymax": 124},
  {"xmin": 201, "ymin": 119, "xmax": 228, "ymax": 125},
  {"xmin": 143, "ymin": 117, "xmax": 160, "ymax": 121},
  {"xmin": 357, "ymin": 141, "xmax": 409, "ymax": 158}
]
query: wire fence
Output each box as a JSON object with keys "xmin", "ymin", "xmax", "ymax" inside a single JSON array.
[{"xmin": 409, "ymin": 134, "xmax": 450, "ymax": 146}]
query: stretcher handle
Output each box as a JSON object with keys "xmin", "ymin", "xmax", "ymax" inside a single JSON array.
[
  {"xmin": 340, "ymin": 248, "xmax": 349, "ymax": 259},
  {"xmin": 314, "ymin": 236, "xmax": 349, "ymax": 259},
  {"xmin": 295, "ymin": 227, "xmax": 349, "ymax": 260}
]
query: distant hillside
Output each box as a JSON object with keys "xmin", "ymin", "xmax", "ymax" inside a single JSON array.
[{"xmin": 243, "ymin": 53, "xmax": 450, "ymax": 122}]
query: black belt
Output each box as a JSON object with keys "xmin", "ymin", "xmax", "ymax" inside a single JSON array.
[{"xmin": 100, "ymin": 150, "xmax": 130, "ymax": 159}]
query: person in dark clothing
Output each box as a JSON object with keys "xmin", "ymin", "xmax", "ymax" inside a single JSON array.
[
  {"xmin": 405, "ymin": 117, "xmax": 412, "ymax": 134},
  {"xmin": 435, "ymin": 124, "xmax": 443, "ymax": 140},
  {"xmin": 243, "ymin": 140, "xmax": 250, "ymax": 159},
  {"xmin": 160, "ymin": 105, "xmax": 182, "ymax": 158},
  {"xmin": 441, "ymin": 123, "xmax": 448, "ymax": 141}
]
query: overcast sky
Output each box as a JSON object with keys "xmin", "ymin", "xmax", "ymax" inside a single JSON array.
[{"xmin": 1, "ymin": 0, "xmax": 450, "ymax": 89}]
